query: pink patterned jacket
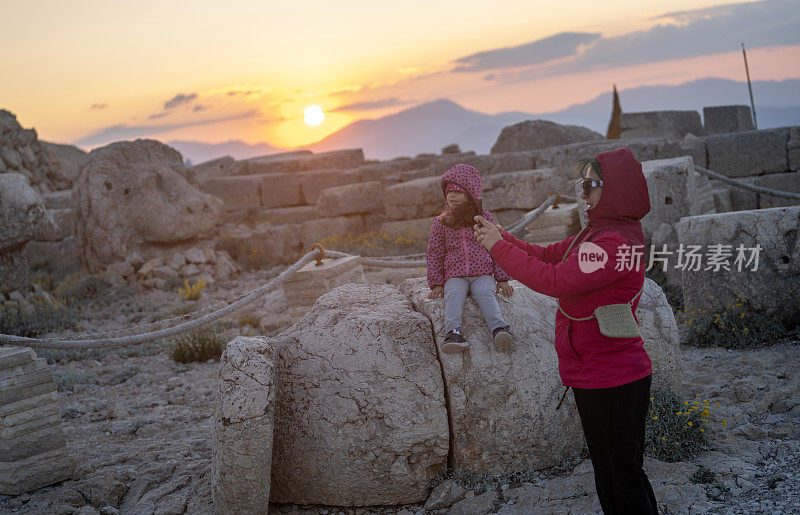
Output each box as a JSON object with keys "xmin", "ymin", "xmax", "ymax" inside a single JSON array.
[{"xmin": 426, "ymin": 164, "xmax": 512, "ymax": 287}]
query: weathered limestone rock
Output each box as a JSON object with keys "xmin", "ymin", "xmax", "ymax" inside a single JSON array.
[
  {"xmin": 483, "ymin": 168, "xmax": 567, "ymax": 211},
  {"xmin": 725, "ymin": 171, "xmax": 800, "ymax": 211},
  {"xmin": 0, "ymin": 174, "xmax": 49, "ymax": 250},
  {"xmin": 676, "ymin": 206, "xmax": 800, "ymax": 326},
  {"xmin": 40, "ymin": 141, "xmax": 88, "ymax": 187},
  {"xmin": 223, "ymin": 205, "xmax": 319, "ymax": 226},
  {"xmin": 217, "ymin": 223, "xmax": 302, "ymax": 268},
  {"xmin": 526, "ymin": 202, "xmax": 580, "ymax": 245},
  {"xmin": 620, "ymin": 111, "xmax": 704, "ymax": 139},
  {"xmin": 640, "ymin": 156, "xmax": 696, "ymax": 240},
  {"xmin": 317, "ymin": 181, "xmax": 384, "ymax": 217},
  {"xmin": 0, "ymin": 174, "xmax": 50, "ymax": 293},
  {"xmin": 789, "ymin": 127, "xmax": 800, "ymax": 171},
  {"xmin": 405, "ymin": 277, "xmax": 582, "ymax": 472},
  {"xmin": 405, "ymin": 275, "xmax": 681, "ymax": 472},
  {"xmin": 0, "ymin": 347, "xmax": 71, "ymax": 495},
  {"xmin": 384, "ymin": 176, "xmax": 443, "ymax": 220},
  {"xmin": 257, "ymin": 173, "xmax": 304, "ymax": 208},
  {"xmin": 189, "ymin": 156, "xmax": 235, "ymax": 184},
  {"xmin": 491, "ymin": 120, "xmax": 603, "ymax": 154},
  {"xmin": 0, "ymin": 110, "xmax": 66, "ymax": 192},
  {"xmin": 39, "ymin": 208, "xmax": 73, "ymax": 242},
  {"xmin": 299, "ymin": 215, "xmax": 365, "ymax": 248},
  {"xmin": 298, "ymin": 169, "xmax": 362, "ymax": 204},
  {"xmin": 200, "ymin": 175, "xmax": 261, "ymax": 210},
  {"xmin": 280, "ymin": 255, "xmax": 366, "ymax": 320},
  {"xmin": 703, "ymin": 106, "xmax": 754, "ymax": 134},
  {"xmin": 212, "ymin": 337, "xmax": 277, "ymax": 515},
  {"xmin": 40, "ymin": 190, "xmax": 72, "ymax": 210},
  {"xmin": 73, "ymin": 139, "xmax": 223, "ymax": 268},
  {"xmin": 706, "ymin": 128, "xmax": 790, "ymax": 178},
  {"xmin": 269, "ymin": 284, "xmax": 449, "ymax": 505},
  {"xmin": 241, "ymin": 148, "xmax": 365, "ymax": 174}
]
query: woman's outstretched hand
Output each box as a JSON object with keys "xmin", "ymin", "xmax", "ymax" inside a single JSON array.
[
  {"xmin": 473, "ymin": 215, "xmax": 502, "ymax": 251},
  {"xmin": 496, "ymin": 281, "xmax": 514, "ymax": 297}
]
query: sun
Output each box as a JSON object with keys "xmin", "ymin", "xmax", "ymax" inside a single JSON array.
[{"xmin": 304, "ymin": 105, "xmax": 325, "ymax": 126}]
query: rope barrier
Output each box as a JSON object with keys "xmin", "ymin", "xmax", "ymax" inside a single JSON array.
[{"xmin": 695, "ymin": 165, "xmax": 800, "ymax": 201}]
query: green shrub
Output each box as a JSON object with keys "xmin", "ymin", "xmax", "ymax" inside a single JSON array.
[
  {"xmin": 317, "ymin": 230, "xmax": 427, "ymax": 257},
  {"xmin": 0, "ymin": 297, "xmax": 76, "ymax": 337},
  {"xmin": 236, "ymin": 311, "xmax": 261, "ymax": 328},
  {"xmin": 645, "ymin": 389, "xmax": 718, "ymax": 462},
  {"xmin": 690, "ymin": 466, "xmax": 716, "ymax": 484},
  {"xmin": 54, "ymin": 272, "xmax": 110, "ymax": 300},
  {"xmin": 54, "ymin": 370, "xmax": 98, "ymax": 392},
  {"xmin": 166, "ymin": 324, "xmax": 227, "ymax": 363},
  {"xmin": 678, "ymin": 298, "xmax": 786, "ymax": 349}
]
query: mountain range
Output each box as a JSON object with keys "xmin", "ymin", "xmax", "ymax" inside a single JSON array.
[{"xmin": 168, "ymin": 77, "xmax": 800, "ymax": 164}]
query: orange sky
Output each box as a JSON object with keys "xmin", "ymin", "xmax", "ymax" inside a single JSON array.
[{"xmin": 2, "ymin": 0, "xmax": 798, "ymax": 149}]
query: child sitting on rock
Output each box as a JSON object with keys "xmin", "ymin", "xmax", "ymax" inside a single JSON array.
[{"xmin": 426, "ymin": 163, "xmax": 514, "ymax": 354}]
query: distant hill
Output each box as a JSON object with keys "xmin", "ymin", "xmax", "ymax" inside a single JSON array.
[{"xmin": 169, "ymin": 78, "xmax": 800, "ymax": 163}]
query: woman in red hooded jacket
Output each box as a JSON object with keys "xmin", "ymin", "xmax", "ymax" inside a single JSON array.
[{"xmin": 474, "ymin": 148, "xmax": 658, "ymax": 514}]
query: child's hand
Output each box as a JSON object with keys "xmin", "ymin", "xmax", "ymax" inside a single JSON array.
[
  {"xmin": 497, "ymin": 281, "xmax": 514, "ymax": 298},
  {"xmin": 428, "ymin": 285, "xmax": 444, "ymax": 299}
]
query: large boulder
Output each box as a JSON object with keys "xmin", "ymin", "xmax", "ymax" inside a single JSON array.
[
  {"xmin": 240, "ymin": 149, "xmax": 365, "ymax": 175},
  {"xmin": 39, "ymin": 141, "xmax": 88, "ymax": 187},
  {"xmin": 317, "ymin": 181, "xmax": 384, "ymax": 217},
  {"xmin": 0, "ymin": 110, "xmax": 66, "ymax": 193},
  {"xmin": 404, "ymin": 276, "xmax": 681, "ymax": 473},
  {"xmin": 268, "ymin": 284, "xmax": 449, "ymax": 505},
  {"xmin": 640, "ymin": 156, "xmax": 697, "ymax": 240},
  {"xmin": 72, "ymin": 139, "xmax": 223, "ymax": 268},
  {"xmin": 491, "ymin": 120, "xmax": 603, "ymax": 154},
  {"xmin": 384, "ymin": 176, "xmax": 443, "ymax": 220},
  {"xmin": 212, "ymin": 336, "xmax": 277, "ymax": 514},
  {"xmin": 706, "ymin": 128, "xmax": 790, "ymax": 178},
  {"xmin": 0, "ymin": 174, "xmax": 50, "ymax": 293},
  {"xmin": 676, "ymin": 206, "xmax": 800, "ymax": 326},
  {"xmin": 703, "ymin": 106, "xmax": 754, "ymax": 135},
  {"xmin": 483, "ymin": 168, "xmax": 567, "ymax": 211},
  {"xmin": 620, "ymin": 110, "xmax": 704, "ymax": 139},
  {"xmin": 298, "ymin": 168, "xmax": 362, "ymax": 204}
]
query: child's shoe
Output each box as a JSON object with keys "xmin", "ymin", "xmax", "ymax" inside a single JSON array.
[
  {"xmin": 492, "ymin": 326, "xmax": 514, "ymax": 352},
  {"xmin": 441, "ymin": 329, "xmax": 468, "ymax": 354}
]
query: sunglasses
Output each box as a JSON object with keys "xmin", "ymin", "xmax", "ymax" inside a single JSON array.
[{"xmin": 578, "ymin": 178, "xmax": 604, "ymax": 196}]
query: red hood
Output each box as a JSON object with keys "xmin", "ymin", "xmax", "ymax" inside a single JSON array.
[
  {"xmin": 587, "ymin": 148, "xmax": 650, "ymax": 227},
  {"xmin": 441, "ymin": 164, "xmax": 482, "ymax": 206}
]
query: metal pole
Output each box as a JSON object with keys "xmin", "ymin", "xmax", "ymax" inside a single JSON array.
[{"xmin": 741, "ymin": 42, "xmax": 758, "ymax": 129}]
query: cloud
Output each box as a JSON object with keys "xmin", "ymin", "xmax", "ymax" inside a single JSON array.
[
  {"xmin": 226, "ymin": 89, "xmax": 259, "ymax": 96},
  {"xmin": 74, "ymin": 110, "xmax": 258, "ymax": 148},
  {"xmin": 164, "ymin": 92, "xmax": 198, "ymax": 109},
  {"xmin": 193, "ymin": 104, "xmax": 209, "ymax": 112},
  {"xmin": 450, "ymin": 0, "xmax": 800, "ymax": 83},
  {"xmin": 90, "ymin": 103, "xmax": 107, "ymax": 110},
  {"xmin": 451, "ymin": 32, "xmax": 601, "ymax": 73},
  {"xmin": 331, "ymin": 98, "xmax": 411, "ymax": 111},
  {"xmin": 148, "ymin": 112, "xmax": 170, "ymax": 120},
  {"xmin": 483, "ymin": 73, "xmax": 496, "ymax": 81}
]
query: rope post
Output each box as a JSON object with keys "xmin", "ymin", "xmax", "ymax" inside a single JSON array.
[
  {"xmin": 311, "ymin": 243, "xmax": 325, "ymax": 266},
  {"xmin": 547, "ymin": 191, "xmax": 562, "ymax": 209}
]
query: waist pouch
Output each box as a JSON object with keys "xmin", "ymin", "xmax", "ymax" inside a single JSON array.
[{"xmin": 556, "ymin": 227, "xmax": 643, "ymax": 339}]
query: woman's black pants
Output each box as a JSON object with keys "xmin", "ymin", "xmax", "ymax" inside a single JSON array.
[{"xmin": 572, "ymin": 374, "xmax": 658, "ymax": 514}]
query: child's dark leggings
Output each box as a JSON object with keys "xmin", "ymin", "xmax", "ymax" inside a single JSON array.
[{"xmin": 572, "ymin": 374, "xmax": 658, "ymax": 515}]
